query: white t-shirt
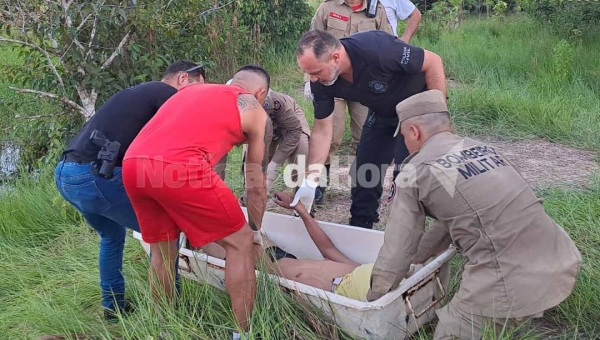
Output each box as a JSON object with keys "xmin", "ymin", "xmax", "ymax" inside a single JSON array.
[{"xmin": 378, "ymin": 0, "xmax": 417, "ymax": 37}]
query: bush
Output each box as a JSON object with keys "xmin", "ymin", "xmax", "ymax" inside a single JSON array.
[
  {"xmin": 524, "ymin": 0, "xmax": 600, "ymax": 38},
  {"xmin": 0, "ymin": 0, "xmax": 311, "ymax": 171}
]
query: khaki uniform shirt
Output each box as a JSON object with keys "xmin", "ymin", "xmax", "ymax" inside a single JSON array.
[
  {"xmin": 370, "ymin": 132, "xmax": 582, "ymax": 318},
  {"xmin": 263, "ymin": 90, "xmax": 311, "ymax": 164},
  {"xmin": 304, "ymin": 0, "xmax": 393, "ymax": 82}
]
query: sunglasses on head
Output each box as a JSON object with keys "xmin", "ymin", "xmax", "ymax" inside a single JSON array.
[{"xmin": 183, "ymin": 64, "xmax": 206, "ymax": 78}]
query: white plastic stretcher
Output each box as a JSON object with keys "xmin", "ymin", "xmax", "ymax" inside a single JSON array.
[{"xmin": 133, "ymin": 208, "xmax": 456, "ymax": 340}]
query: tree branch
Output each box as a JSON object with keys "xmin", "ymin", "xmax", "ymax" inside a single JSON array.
[
  {"xmin": 76, "ymin": 12, "xmax": 93, "ymax": 31},
  {"xmin": 0, "ymin": 36, "xmax": 66, "ymax": 88},
  {"xmin": 181, "ymin": 0, "xmax": 234, "ymax": 30},
  {"xmin": 9, "ymin": 87, "xmax": 84, "ymax": 114},
  {"xmin": 16, "ymin": 113, "xmax": 64, "ymax": 120},
  {"xmin": 100, "ymin": 30, "xmax": 132, "ymax": 70},
  {"xmin": 86, "ymin": 2, "xmax": 103, "ymax": 60},
  {"xmin": 61, "ymin": 0, "xmax": 85, "ymax": 51}
]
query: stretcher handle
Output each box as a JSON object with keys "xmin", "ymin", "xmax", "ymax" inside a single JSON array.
[
  {"xmin": 404, "ymin": 270, "xmax": 446, "ymax": 319},
  {"xmin": 177, "ymin": 233, "xmax": 193, "ymax": 273}
]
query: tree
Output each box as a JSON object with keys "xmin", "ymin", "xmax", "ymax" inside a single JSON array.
[
  {"xmin": 1, "ymin": 0, "xmax": 135, "ymax": 120},
  {"xmin": 0, "ymin": 0, "xmax": 312, "ymax": 170},
  {"xmin": 0, "ymin": 0, "xmax": 312, "ymax": 122}
]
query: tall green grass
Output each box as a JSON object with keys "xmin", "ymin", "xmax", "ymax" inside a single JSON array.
[
  {"xmin": 1, "ymin": 169, "xmax": 598, "ymax": 339},
  {"xmin": 538, "ymin": 184, "xmax": 600, "ymax": 337},
  {"xmin": 413, "ymin": 16, "xmax": 600, "ymax": 150},
  {"xmin": 0, "ymin": 172, "xmax": 358, "ymax": 340}
]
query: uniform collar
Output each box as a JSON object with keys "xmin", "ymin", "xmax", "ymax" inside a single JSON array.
[
  {"xmin": 334, "ymin": 0, "xmax": 367, "ymax": 11},
  {"xmin": 397, "ymin": 150, "xmax": 420, "ymax": 171},
  {"xmin": 420, "ymin": 131, "xmax": 461, "ymax": 151},
  {"xmin": 399, "ymin": 132, "xmax": 461, "ymax": 170}
]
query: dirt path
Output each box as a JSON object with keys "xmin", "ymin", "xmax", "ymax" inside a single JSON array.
[{"xmin": 268, "ymin": 137, "xmax": 598, "ymax": 229}]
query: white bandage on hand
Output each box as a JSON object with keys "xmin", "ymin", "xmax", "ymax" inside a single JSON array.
[{"xmin": 303, "ymin": 82, "xmax": 312, "ymax": 100}]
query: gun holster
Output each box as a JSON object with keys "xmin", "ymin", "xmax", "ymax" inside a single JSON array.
[
  {"xmin": 90, "ymin": 160, "xmax": 113, "ymax": 179},
  {"xmin": 89, "ymin": 129, "xmax": 121, "ymax": 179}
]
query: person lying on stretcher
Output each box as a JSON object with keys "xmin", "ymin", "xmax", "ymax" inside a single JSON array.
[{"xmin": 202, "ymin": 191, "xmax": 418, "ymax": 301}]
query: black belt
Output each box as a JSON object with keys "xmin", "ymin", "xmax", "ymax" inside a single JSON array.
[{"xmin": 61, "ymin": 154, "xmax": 89, "ymax": 164}]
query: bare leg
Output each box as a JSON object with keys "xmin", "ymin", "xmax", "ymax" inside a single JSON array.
[
  {"xmin": 205, "ymin": 239, "xmax": 279, "ymax": 275},
  {"xmin": 201, "ymin": 242, "xmax": 227, "ymax": 260},
  {"xmin": 149, "ymin": 239, "xmax": 179, "ymax": 303},
  {"xmin": 216, "ymin": 224, "xmax": 256, "ymax": 331}
]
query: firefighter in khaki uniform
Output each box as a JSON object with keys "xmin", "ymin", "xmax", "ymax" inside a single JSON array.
[
  {"xmin": 261, "ymin": 89, "xmax": 311, "ymax": 192},
  {"xmin": 240, "ymin": 89, "xmax": 311, "ymax": 194},
  {"xmin": 367, "ymin": 90, "xmax": 582, "ymax": 339},
  {"xmin": 305, "ymin": 0, "xmax": 393, "ymax": 203}
]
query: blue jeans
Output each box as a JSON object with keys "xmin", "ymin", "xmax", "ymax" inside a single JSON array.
[{"xmin": 55, "ymin": 160, "xmax": 180, "ymax": 311}]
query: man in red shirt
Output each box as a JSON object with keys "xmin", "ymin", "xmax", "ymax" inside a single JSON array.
[{"xmin": 123, "ymin": 65, "xmax": 272, "ymax": 336}]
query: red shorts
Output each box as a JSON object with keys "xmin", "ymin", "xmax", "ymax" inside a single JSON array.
[{"xmin": 122, "ymin": 158, "xmax": 246, "ymax": 247}]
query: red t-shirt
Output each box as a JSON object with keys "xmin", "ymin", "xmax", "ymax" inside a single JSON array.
[{"xmin": 125, "ymin": 84, "xmax": 247, "ymax": 166}]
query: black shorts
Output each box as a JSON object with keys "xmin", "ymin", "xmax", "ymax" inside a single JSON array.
[{"xmin": 266, "ymin": 246, "xmax": 297, "ymax": 262}]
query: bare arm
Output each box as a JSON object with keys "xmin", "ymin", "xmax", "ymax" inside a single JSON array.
[
  {"xmin": 422, "ymin": 50, "xmax": 447, "ymax": 99},
  {"xmin": 376, "ymin": 2, "xmax": 394, "ymax": 34},
  {"xmin": 306, "ymin": 115, "xmax": 334, "ymax": 182},
  {"xmin": 239, "ymin": 94, "xmax": 272, "ymax": 231},
  {"xmin": 400, "ymin": 8, "xmax": 421, "ymax": 43},
  {"xmin": 273, "ymin": 192, "xmax": 358, "ymax": 266}
]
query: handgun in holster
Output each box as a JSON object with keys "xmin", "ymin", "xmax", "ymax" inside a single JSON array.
[{"xmin": 89, "ymin": 129, "xmax": 121, "ymax": 179}]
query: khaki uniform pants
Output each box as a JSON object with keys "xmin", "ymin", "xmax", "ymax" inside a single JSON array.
[
  {"xmin": 328, "ymin": 98, "xmax": 368, "ymax": 164},
  {"xmin": 434, "ymin": 299, "xmax": 543, "ymax": 340},
  {"xmin": 239, "ymin": 133, "xmax": 310, "ymax": 195},
  {"xmin": 271, "ymin": 133, "xmax": 310, "ymax": 186}
]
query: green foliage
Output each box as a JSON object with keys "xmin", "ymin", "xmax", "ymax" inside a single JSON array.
[
  {"xmin": 418, "ymin": 0, "xmax": 524, "ymax": 29},
  {"xmin": 538, "ymin": 181, "xmax": 600, "ymax": 337},
  {"xmin": 412, "ymin": 17, "xmax": 600, "ymax": 150},
  {"xmin": 0, "ymin": 47, "xmax": 84, "ymax": 171},
  {"xmin": 0, "ymin": 0, "xmax": 311, "ymax": 171},
  {"xmin": 524, "ymin": 0, "xmax": 600, "ymax": 38},
  {"xmin": 492, "ymin": 0, "xmax": 508, "ymax": 17},
  {"xmin": 1, "ymin": 0, "xmax": 134, "ymax": 107},
  {"xmin": 552, "ymin": 39, "xmax": 574, "ymax": 82},
  {"xmin": 1, "ymin": 166, "xmax": 599, "ymax": 338},
  {"xmin": 0, "ymin": 0, "xmax": 311, "ymax": 104},
  {"xmin": 1, "ymin": 15, "xmax": 600, "ymax": 339},
  {"xmin": 236, "ymin": 0, "xmax": 311, "ymax": 53},
  {"xmin": 0, "ymin": 169, "xmax": 359, "ymax": 340}
]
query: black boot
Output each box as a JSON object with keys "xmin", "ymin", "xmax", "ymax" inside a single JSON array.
[
  {"xmin": 104, "ymin": 301, "xmax": 135, "ymax": 322},
  {"xmin": 315, "ymin": 186, "xmax": 324, "ymax": 205},
  {"xmin": 315, "ymin": 164, "xmax": 331, "ymax": 205},
  {"xmin": 349, "ymin": 218, "xmax": 374, "ymax": 229}
]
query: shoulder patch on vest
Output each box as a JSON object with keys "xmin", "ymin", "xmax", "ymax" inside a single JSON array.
[{"xmin": 387, "ymin": 182, "xmax": 396, "ymax": 203}]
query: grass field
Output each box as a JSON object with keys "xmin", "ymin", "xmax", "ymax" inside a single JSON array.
[{"xmin": 0, "ymin": 15, "xmax": 599, "ymax": 340}]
